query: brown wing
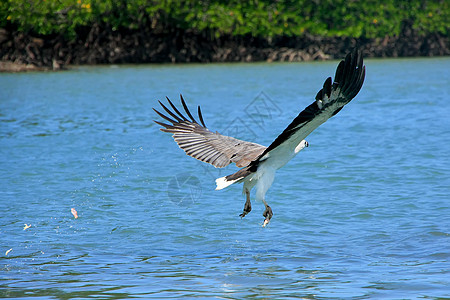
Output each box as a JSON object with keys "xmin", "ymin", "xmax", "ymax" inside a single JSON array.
[{"xmin": 154, "ymin": 95, "xmax": 266, "ymax": 168}]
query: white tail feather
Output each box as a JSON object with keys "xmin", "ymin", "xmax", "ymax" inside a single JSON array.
[{"xmin": 215, "ymin": 176, "xmax": 239, "ymax": 190}]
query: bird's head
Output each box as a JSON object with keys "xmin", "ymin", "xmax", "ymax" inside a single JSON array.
[{"xmin": 294, "ymin": 140, "xmax": 308, "ymax": 154}]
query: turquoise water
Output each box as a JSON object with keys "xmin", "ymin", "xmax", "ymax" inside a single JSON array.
[{"xmin": 1, "ymin": 57, "xmax": 449, "ymax": 299}]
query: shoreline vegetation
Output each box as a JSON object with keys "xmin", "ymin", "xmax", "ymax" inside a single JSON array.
[{"xmin": 1, "ymin": 0, "xmax": 449, "ymax": 72}]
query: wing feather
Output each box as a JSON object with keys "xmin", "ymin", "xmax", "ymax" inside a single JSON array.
[
  {"xmin": 155, "ymin": 49, "xmax": 365, "ymax": 171},
  {"xmin": 253, "ymin": 49, "xmax": 365, "ymax": 164},
  {"xmin": 166, "ymin": 96, "xmax": 188, "ymax": 121},
  {"xmin": 197, "ymin": 106, "xmax": 207, "ymax": 127},
  {"xmin": 180, "ymin": 94, "xmax": 198, "ymax": 123},
  {"xmin": 154, "ymin": 95, "xmax": 266, "ymax": 168},
  {"xmin": 158, "ymin": 100, "xmax": 184, "ymax": 122}
]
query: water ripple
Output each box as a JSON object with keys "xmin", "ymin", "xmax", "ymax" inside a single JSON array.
[{"xmin": 1, "ymin": 58, "xmax": 450, "ymax": 299}]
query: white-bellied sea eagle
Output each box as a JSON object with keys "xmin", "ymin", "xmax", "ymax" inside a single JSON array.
[{"xmin": 154, "ymin": 49, "xmax": 366, "ymax": 226}]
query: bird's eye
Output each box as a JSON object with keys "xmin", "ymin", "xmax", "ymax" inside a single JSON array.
[{"xmin": 305, "ymin": 141, "xmax": 309, "ymax": 147}]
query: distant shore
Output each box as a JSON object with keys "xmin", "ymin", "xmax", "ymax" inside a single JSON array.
[{"xmin": 1, "ymin": 25, "xmax": 448, "ymax": 72}]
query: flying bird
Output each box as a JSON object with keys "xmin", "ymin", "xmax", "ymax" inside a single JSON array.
[{"xmin": 154, "ymin": 49, "xmax": 365, "ymax": 226}]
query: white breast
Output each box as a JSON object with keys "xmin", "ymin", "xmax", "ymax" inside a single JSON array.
[{"xmin": 260, "ymin": 139, "xmax": 307, "ymax": 170}]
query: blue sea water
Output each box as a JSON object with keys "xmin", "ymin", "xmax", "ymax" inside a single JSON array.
[{"xmin": 0, "ymin": 57, "xmax": 449, "ymax": 299}]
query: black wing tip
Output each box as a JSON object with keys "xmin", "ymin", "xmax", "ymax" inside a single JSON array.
[
  {"xmin": 324, "ymin": 77, "xmax": 332, "ymax": 98},
  {"xmin": 198, "ymin": 105, "xmax": 207, "ymax": 127},
  {"xmin": 153, "ymin": 107, "xmax": 178, "ymax": 124},
  {"xmin": 335, "ymin": 48, "xmax": 365, "ymax": 99},
  {"xmin": 315, "ymin": 77, "xmax": 333, "ymax": 102},
  {"xmin": 153, "ymin": 120, "xmax": 171, "ymax": 129},
  {"xmin": 180, "ymin": 94, "xmax": 198, "ymax": 124},
  {"xmin": 153, "ymin": 94, "xmax": 208, "ymax": 129}
]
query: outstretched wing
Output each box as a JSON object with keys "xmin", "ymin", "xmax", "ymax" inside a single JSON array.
[
  {"xmin": 254, "ymin": 49, "xmax": 366, "ymax": 164},
  {"xmin": 153, "ymin": 95, "xmax": 266, "ymax": 168}
]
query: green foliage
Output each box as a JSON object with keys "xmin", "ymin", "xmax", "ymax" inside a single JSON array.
[{"xmin": 2, "ymin": 0, "xmax": 448, "ymax": 39}]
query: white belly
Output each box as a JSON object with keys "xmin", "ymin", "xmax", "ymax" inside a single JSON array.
[
  {"xmin": 242, "ymin": 139, "xmax": 307, "ymax": 201},
  {"xmin": 244, "ymin": 163, "xmax": 277, "ymax": 201}
]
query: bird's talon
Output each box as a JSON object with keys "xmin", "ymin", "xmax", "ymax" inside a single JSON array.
[
  {"xmin": 263, "ymin": 205, "xmax": 273, "ymax": 219},
  {"xmin": 262, "ymin": 205, "xmax": 273, "ymax": 227},
  {"xmin": 240, "ymin": 193, "xmax": 251, "ymax": 219}
]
